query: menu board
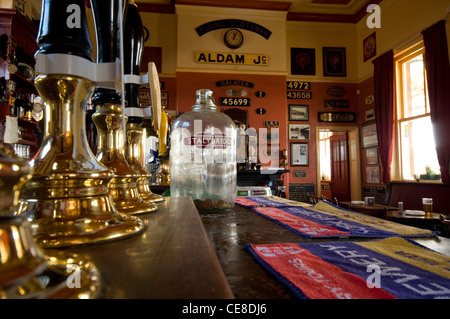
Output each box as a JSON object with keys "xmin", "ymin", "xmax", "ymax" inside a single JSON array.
[{"xmin": 288, "ymin": 183, "xmax": 315, "ymax": 203}]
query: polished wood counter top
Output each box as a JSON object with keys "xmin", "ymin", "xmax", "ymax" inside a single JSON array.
[
  {"xmin": 57, "ymin": 196, "xmax": 233, "ymax": 299},
  {"xmin": 50, "ymin": 197, "xmax": 450, "ymax": 300}
]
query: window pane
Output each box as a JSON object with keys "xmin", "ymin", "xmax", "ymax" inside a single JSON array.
[
  {"xmin": 400, "ymin": 116, "xmax": 440, "ymax": 180},
  {"xmin": 402, "ymin": 54, "xmax": 426, "ymax": 118}
]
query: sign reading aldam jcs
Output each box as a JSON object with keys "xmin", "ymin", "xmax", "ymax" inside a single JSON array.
[{"xmin": 195, "ymin": 52, "xmax": 269, "ymax": 66}]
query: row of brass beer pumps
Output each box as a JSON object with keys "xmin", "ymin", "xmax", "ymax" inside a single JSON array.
[{"xmin": 0, "ymin": 0, "xmax": 165, "ymax": 298}]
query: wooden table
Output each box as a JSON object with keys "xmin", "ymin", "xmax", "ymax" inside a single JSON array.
[
  {"xmin": 56, "ymin": 196, "xmax": 233, "ymax": 299},
  {"xmin": 386, "ymin": 210, "xmax": 443, "ymax": 232},
  {"xmin": 339, "ymin": 201, "xmax": 396, "ymax": 218}
]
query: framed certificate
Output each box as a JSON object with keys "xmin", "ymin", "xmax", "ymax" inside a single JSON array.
[{"xmin": 291, "ymin": 142, "xmax": 309, "ymax": 166}]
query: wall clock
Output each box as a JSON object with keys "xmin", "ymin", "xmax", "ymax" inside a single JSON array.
[{"xmin": 224, "ymin": 29, "xmax": 243, "ymax": 49}]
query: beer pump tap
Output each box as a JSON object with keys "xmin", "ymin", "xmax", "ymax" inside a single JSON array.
[
  {"xmin": 17, "ymin": 0, "xmax": 145, "ymax": 248},
  {"xmin": 0, "ymin": 145, "xmax": 102, "ymax": 298},
  {"xmin": 90, "ymin": 0, "xmax": 158, "ymax": 215},
  {"xmin": 123, "ymin": 1, "xmax": 164, "ymax": 203}
]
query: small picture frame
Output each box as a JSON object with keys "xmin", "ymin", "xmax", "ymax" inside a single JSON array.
[
  {"xmin": 291, "ymin": 142, "xmax": 309, "ymax": 166},
  {"xmin": 289, "ymin": 105, "xmax": 309, "ymax": 121},
  {"xmin": 323, "ymin": 47, "xmax": 346, "ymax": 77},
  {"xmin": 361, "ymin": 121, "xmax": 378, "ymax": 148},
  {"xmin": 366, "ymin": 166, "xmax": 380, "ymax": 184},
  {"xmin": 365, "ymin": 148, "xmax": 378, "ymax": 165},
  {"xmin": 363, "ymin": 32, "xmax": 376, "ymax": 62},
  {"xmin": 291, "ymin": 48, "xmax": 316, "ymax": 76},
  {"xmin": 365, "ymin": 108, "xmax": 375, "ymax": 121},
  {"xmin": 289, "ymin": 124, "xmax": 310, "ymax": 140}
]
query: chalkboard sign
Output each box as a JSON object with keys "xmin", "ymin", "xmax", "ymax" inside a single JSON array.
[
  {"xmin": 362, "ymin": 185, "xmax": 386, "ymax": 204},
  {"xmin": 289, "ymin": 183, "xmax": 315, "ymax": 203}
]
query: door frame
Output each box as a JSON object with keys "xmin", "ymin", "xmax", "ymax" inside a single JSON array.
[{"xmin": 315, "ymin": 126, "xmax": 361, "ymax": 201}]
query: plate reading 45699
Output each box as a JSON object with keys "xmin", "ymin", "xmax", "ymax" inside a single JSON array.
[{"xmin": 220, "ymin": 97, "xmax": 250, "ymax": 106}]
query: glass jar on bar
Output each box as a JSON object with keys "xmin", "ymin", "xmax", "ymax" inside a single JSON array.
[{"xmin": 170, "ymin": 89, "xmax": 237, "ymax": 213}]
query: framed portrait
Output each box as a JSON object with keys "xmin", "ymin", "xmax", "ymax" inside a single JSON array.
[
  {"xmin": 363, "ymin": 32, "xmax": 376, "ymax": 62},
  {"xmin": 291, "ymin": 48, "xmax": 316, "ymax": 75},
  {"xmin": 291, "ymin": 142, "xmax": 309, "ymax": 166},
  {"xmin": 323, "ymin": 47, "xmax": 346, "ymax": 77},
  {"xmin": 361, "ymin": 121, "xmax": 378, "ymax": 148},
  {"xmin": 366, "ymin": 166, "xmax": 380, "ymax": 184},
  {"xmin": 289, "ymin": 124, "xmax": 310, "ymax": 140},
  {"xmin": 365, "ymin": 148, "xmax": 378, "ymax": 165},
  {"xmin": 289, "ymin": 105, "xmax": 309, "ymax": 121}
]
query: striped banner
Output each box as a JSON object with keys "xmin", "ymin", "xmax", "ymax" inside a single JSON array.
[
  {"xmin": 247, "ymin": 237, "xmax": 450, "ymax": 299},
  {"xmin": 236, "ymin": 196, "xmax": 312, "ymax": 208},
  {"xmin": 250, "ymin": 200, "xmax": 435, "ymax": 238}
]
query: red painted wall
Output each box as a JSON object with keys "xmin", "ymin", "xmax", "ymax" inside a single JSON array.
[
  {"xmin": 172, "ymin": 72, "xmax": 368, "ymax": 199},
  {"xmin": 286, "ymin": 81, "xmax": 359, "ymax": 198},
  {"xmin": 357, "ymin": 76, "xmax": 384, "ymax": 187},
  {"xmin": 160, "ymin": 76, "xmax": 177, "ymax": 111},
  {"xmin": 175, "ymin": 71, "xmax": 288, "ymax": 170}
]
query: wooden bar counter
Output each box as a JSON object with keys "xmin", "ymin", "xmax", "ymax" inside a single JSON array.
[
  {"xmin": 57, "ymin": 196, "xmax": 233, "ymax": 299},
  {"xmin": 53, "ymin": 197, "xmax": 450, "ymax": 299}
]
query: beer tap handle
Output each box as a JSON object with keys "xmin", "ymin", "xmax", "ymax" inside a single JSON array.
[
  {"xmin": 123, "ymin": 0, "xmax": 144, "ymax": 122},
  {"xmin": 148, "ymin": 62, "xmax": 161, "ymax": 132}
]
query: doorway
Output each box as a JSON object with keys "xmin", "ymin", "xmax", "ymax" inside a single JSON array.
[{"xmin": 316, "ymin": 126, "xmax": 361, "ymax": 202}]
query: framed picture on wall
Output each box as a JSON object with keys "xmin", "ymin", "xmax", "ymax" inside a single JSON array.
[
  {"xmin": 365, "ymin": 148, "xmax": 378, "ymax": 165},
  {"xmin": 289, "ymin": 124, "xmax": 310, "ymax": 140},
  {"xmin": 365, "ymin": 108, "xmax": 375, "ymax": 121},
  {"xmin": 291, "ymin": 48, "xmax": 316, "ymax": 75},
  {"xmin": 291, "ymin": 142, "xmax": 309, "ymax": 166},
  {"xmin": 361, "ymin": 121, "xmax": 378, "ymax": 148},
  {"xmin": 323, "ymin": 47, "xmax": 346, "ymax": 77},
  {"xmin": 289, "ymin": 105, "xmax": 309, "ymax": 121},
  {"xmin": 366, "ymin": 166, "xmax": 380, "ymax": 184},
  {"xmin": 363, "ymin": 32, "xmax": 377, "ymax": 62}
]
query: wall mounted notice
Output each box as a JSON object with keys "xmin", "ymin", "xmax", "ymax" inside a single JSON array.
[
  {"xmin": 289, "ymin": 183, "xmax": 315, "ymax": 203},
  {"xmin": 195, "ymin": 19, "xmax": 272, "ymax": 39},
  {"xmin": 196, "ymin": 52, "xmax": 269, "ymax": 66}
]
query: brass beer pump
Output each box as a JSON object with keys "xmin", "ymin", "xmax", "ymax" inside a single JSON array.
[
  {"xmin": 126, "ymin": 115, "xmax": 165, "ymax": 203},
  {"xmin": 0, "ymin": 146, "xmax": 102, "ymax": 299},
  {"xmin": 17, "ymin": 0, "xmax": 145, "ymax": 249},
  {"xmin": 123, "ymin": 2, "xmax": 164, "ymax": 203},
  {"xmin": 90, "ymin": 0, "xmax": 157, "ymax": 215}
]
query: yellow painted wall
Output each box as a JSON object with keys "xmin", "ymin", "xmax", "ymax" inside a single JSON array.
[
  {"xmin": 175, "ymin": 4, "xmax": 287, "ymax": 75},
  {"xmin": 141, "ymin": 11, "xmax": 177, "ymax": 77},
  {"xmin": 286, "ymin": 21, "xmax": 358, "ymax": 82},
  {"xmin": 357, "ymin": 0, "xmax": 450, "ymax": 81}
]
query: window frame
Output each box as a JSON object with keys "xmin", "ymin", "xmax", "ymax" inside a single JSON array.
[{"xmin": 394, "ymin": 41, "xmax": 438, "ymax": 182}]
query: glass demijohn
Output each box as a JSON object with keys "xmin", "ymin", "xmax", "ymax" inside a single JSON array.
[{"xmin": 170, "ymin": 89, "xmax": 237, "ymax": 213}]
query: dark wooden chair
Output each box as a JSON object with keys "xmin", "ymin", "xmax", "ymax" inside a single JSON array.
[
  {"xmin": 307, "ymin": 193, "xmax": 320, "ymax": 204},
  {"xmin": 440, "ymin": 215, "xmax": 450, "ymax": 238},
  {"xmin": 328, "ymin": 196, "xmax": 339, "ymax": 206}
]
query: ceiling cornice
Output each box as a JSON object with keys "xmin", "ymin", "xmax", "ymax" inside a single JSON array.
[
  {"xmin": 136, "ymin": 0, "xmax": 292, "ymax": 13},
  {"xmin": 174, "ymin": 0, "xmax": 292, "ymax": 12},
  {"xmin": 135, "ymin": 0, "xmax": 384, "ymax": 24}
]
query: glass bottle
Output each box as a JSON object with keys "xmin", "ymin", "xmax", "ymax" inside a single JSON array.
[{"xmin": 170, "ymin": 89, "xmax": 237, "ymax": 213}]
